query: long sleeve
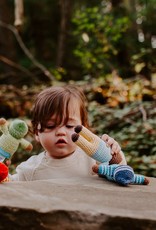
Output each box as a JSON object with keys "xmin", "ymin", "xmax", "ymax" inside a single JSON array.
[{"xmin": 9, "ymin": 153, "xmax": 44, "ymax": 181}]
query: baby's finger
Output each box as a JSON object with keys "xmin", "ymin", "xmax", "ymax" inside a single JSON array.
[
  {"xmin": 101, "ymin": 135, "xmax": 117, "ymax": 147},
  {"xmin": 111, "ymin": 143, "xmax": 121, "ymax": 154},
  {"xmin": 106, "ymin": 137, "xmax": 115, "ymax": 146},
  {"xmin": 106, "ymin": 137, "xmax": 121, "ymax": 152},
  {"xmin": 101, "ymin": 134, "xmax": 109, "ymax": 142},
  {"xmin": 101, "ymin": 134, "xmax": 110, "ymax": 147},
  {"xmin": 4, "ymin": 159, "xmax": 11, "ymax": 167}
]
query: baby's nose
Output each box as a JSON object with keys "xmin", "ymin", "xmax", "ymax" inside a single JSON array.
[{"xmin": 55, "ymin": 126, "xmax": 66, "ymax": 135}]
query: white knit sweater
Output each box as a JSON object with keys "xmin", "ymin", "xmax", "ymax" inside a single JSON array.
[{"xmin": 10, "ymin": 147, "xmax": 95, "ymax": 181}]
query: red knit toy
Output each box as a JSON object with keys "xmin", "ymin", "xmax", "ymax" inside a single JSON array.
[{"xmin": 0, "ymin": 162, "xmax": 9, "ymax": 182}]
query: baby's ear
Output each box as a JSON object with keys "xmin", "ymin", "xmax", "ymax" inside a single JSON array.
[{"xmin": 35, "ymin": 132, "xmax": 40, "ymax": 142}]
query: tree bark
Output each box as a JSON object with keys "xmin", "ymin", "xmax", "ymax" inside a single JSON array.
[
  {"xmin": 56, "ymin": 0, "xmax": 73, "ymax": 67},
  {"xmin": 0, "ymin": 0, "xmax": 17, "ymax": 74}
]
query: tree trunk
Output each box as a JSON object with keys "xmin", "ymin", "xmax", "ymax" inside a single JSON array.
[
  {"xmin": 0, "ymin": 0, "xmax": 17, "ymax": 74},
  {"xmin": 14, "ymin": 0, "xmax": 24, "ymax": 28},
  {"xmin": 56, "ymin": 0, "xmax": 73, "ymax": 67},
  {"xmin": 111, "ymin": 0, "xmax": 136, "ymax": 78}
]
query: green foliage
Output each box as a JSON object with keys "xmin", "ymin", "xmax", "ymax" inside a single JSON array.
[
  {"xmin": 72, "ymin": 6, "xmax": 130, "ymax": 76},
  {"xmin": 86, "ymin": 76, "xmax": 156, "ymax": 177},
  {"xmin": 1, "ymin": 0, "xmax": 155, "ymax": 83},
  {"xmin": 132, "ymin": 0, "xmax": 156, "ymax": 77}
]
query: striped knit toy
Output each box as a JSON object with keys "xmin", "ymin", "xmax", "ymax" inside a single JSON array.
[
  {"xmin": 72, "ymin": 125, "xmax": 150, "ymax": 186},
  {"xmin": 72, "ymin": 125, "xmax": 112, "ymax": 164},
  {"xmin": 72, "ymin": 125, "xmax": 123, "ymax": 165},
  {"xmin": 0, "ymin": 118, "xmax": 33, "ymax": 182},
  {"xmin": 93, "ymin": 164, "xmax": 150, "ymax": 186}
]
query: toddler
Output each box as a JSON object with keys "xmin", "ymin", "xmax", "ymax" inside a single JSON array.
[{"xmin": 10, "ymin": 85, "xmax": 126, "ymax": 181}]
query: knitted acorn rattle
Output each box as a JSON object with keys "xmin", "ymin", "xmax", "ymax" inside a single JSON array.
[
  {"xmin": 0, "ymin": 117, "xmax": 33, "ymax": 182},
  {"xmin": 72, "ymin": 125, "xmax": 150, "ymax": 186}
]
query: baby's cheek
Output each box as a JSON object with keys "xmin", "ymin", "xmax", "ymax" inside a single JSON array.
[
  {"xmin": 71, "ymin": 142, "xmax": 77, "ymax": 151},
  {"xmin": 69, "ymin": 130, "xmax": 76, "ymax": 139},
  {"xmin": 40, "ymin": 135, "xmax": 54, "ymax": 148}
]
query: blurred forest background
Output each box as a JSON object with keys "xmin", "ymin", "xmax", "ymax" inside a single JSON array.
[{"xmin": 0, "ymin": 0, "xmax": 156, "ymax": 177}]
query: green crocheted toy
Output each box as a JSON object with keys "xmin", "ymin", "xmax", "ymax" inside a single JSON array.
[
  {"xmin": 72, "ymin": 125, "xmax": 150, "ymax": 186},
  {"xmin": 0, "ymin": 118, "xmax": 33, "ymax": 162}
]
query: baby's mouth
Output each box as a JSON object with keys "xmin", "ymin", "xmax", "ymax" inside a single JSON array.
[{"xmin": 56, "ymin": 139, "xmax": 67, "ymax": 144}]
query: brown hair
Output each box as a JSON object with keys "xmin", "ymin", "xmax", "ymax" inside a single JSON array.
[{"xmin": 31, "ymin": 85, "xmax": 89, "ymax": 133}]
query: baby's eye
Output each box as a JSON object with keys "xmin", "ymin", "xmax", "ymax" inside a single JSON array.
[
  {"xmin": 66, "ymin": 125, "xmax": 74, "ymax": 129},
  {"xmin": 45, "ymin": 125, "xmax": 56, "ymax": 130}
]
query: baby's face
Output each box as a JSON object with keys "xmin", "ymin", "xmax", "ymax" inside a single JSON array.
[{"xmin": 35, "ymin": 100, "xmax": 82, "ymax": 159}]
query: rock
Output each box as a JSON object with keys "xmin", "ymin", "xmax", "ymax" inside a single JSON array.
[{"xmin": 0, "ymin": 176, "xmax": 156, "ymax": 229}]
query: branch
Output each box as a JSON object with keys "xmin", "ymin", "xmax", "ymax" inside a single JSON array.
[
  {"xmin": 0, "ymin": 55, "xmax": 35, "ymax": 78},
  {"xmin": 139, "ymin": 105, "xmax": 147, "ymax": 121},
  {"xmin": 0, "ymin": 20, "xmax": 55, "ymax": 81}
]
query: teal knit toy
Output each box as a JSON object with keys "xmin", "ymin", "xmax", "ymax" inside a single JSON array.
[
  {"xmin": 93, "ymin": 164, "xmax": 149, "ymax": 186},
  {"xmin": 72, "ymin": 125, "xmax": 150, "ymax": 186},
  {"xmin": 0, "ymin": 118, "xmax": 33, "ymax": 162}
]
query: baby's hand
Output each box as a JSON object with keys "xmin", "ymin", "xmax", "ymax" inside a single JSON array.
[
  {"xmin": 101, "ymin": 134, "xmax": 123, "ymax": 164},
  {"xmin": 25, "ymin": 143, "xmax": 33, "ymax": 151},
  {"xmin": 92, "ymin": 164, "xmax": 99, "ymax": 174},
  {"xmin": 101, "ymin": 134, "xmax": 121, "ymax": 155},
  {"xmin": 4, "ymin": 159, "xmax": 11, "ymax": 167},
  {"xmin": 0, "ymin": 118, "xmax": 7, "ymax": 125}
]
